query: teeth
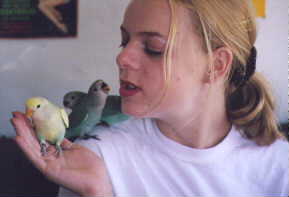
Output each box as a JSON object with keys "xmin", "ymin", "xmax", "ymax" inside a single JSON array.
[{"xmin": 126, "ymin": 84, "xmax": 137, "ymax": 90}]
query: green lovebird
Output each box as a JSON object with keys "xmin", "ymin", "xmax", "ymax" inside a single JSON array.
[
  {"xmin": 101, "ymin": 95, "xmax": 130, "ymax": 126},
  {"xmin": 63, "ymin": 80, "xmax": 130, "ymax": 140},
  {"xmin": 65, "ymin": 80, "xmax": 110, "ymax": 140},
  {"xmin": 25, "ymin": 97, "xmax": 69, "ymax": 156}
]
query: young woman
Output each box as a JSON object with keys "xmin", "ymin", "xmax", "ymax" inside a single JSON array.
[{"xmin": 11, "ymin": 0, "xmax": 288, "ymax": 196}]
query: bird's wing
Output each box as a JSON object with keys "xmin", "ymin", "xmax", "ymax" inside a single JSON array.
[
  {"xmin": 101, "ymin": 113, "xmax": 130, "ymax": 125},
  {"xmin": 102, "ymin": 95, "xmax": 122, "ymax": 116},
  {"xmin": 68, "ymin": 98, "xmax": 89, "ymax": 128},
  {"xmin": 59, "ymin": 108, "xmax": 69, "ymax": 128}
]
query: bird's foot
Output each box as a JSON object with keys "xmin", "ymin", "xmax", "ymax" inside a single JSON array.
[
  {"xmin": 54, "ymin": 145, "xmax": 63, "ymax": 157},
  {"xmin": 66, "ymin": 136, "xmax": 78, "ymax": 142},
  {"xmin": 40, "ymin": 143, "xmax": 48, "ymax": 156},
  {"xmin": 79, "ymin": 134, "xmax": 100, "ymax": 140},
  {"xmin": 96, "ymin": 121, "xmax": 110, "ymax": 127}
]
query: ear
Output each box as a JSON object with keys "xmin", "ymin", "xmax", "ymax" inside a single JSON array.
[{"xmin": 207, "ymin": 47, "xmax": 233, "ymax": 83}]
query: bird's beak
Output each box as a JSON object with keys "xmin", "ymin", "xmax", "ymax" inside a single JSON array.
[
  {"xmin": 102, "ymin": 84, "xmax": 111, "ymax": 94},
  {"xmin": 25, "ymin": 108, "xmax": 34, "ymax": 118}
]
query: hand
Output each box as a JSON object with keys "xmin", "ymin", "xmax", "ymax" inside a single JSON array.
[{"xmin": 11, "ymin": 112, "xmax": 112, "ymax": 196}]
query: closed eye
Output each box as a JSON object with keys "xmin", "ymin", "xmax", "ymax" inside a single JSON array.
[{"xmin": 144, "ymin": 43, "xmax": 163, "ymax": 56}]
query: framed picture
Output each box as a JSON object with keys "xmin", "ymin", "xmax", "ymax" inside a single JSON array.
[{"xmin": 0, "ymin": 0, "xmax": 78, "ymax": 38}]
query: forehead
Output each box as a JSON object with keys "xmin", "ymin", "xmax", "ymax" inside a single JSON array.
[
  {"xmin": 123, "ymin": 0, "xmax": 171, "ymax": 37},
  {"xmin": 123, "ymin": 0, "xmax": 197, "ymax": 38}
]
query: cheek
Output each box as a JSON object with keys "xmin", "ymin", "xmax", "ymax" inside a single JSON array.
[
  {"xmin": 121, "ymin": 60, "xmax": 165, "ymax": 117},
  {"xmin": 159, "ymin": 72, "xmax": 205, "ymax": 108},
  {"xmin": 138, "ymin": 57, "xmax": 165, "ymax": 94},
  {"xmin": 142, "ymin": 68, "xmax": 163, "ymax": 93}
]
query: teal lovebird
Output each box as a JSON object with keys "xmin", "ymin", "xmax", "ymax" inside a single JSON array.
[
  {"xmin": 101, "ymin": 95, "xmax": 130, "ymax": 125},
  {"xmin": 25, "ymin": 97, "xmax": 69, "ymax": 156},
  {"xmin": 65, "ymin": 80, "xmax": 109, "ymax": 140},
  {"xmin": 63, "ymin": 80, "xmax": 130, "ymax": 140}
]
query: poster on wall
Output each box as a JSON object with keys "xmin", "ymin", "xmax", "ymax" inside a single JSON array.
[{"xmin": 0, "ymin": 0, "xmax": 78, "ymax": 38}]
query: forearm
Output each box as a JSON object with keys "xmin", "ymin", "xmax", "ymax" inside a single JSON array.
[{"xmin": 79, "ymin": 183, "xmax": 114, "ymax": 197}]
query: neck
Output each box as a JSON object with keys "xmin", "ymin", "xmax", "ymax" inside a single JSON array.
[{"xmin": 155, "ymin": 91, "xmax": 231, "ymax": 149}]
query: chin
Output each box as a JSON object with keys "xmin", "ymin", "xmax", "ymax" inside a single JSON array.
[{"xmin": 121, "ymin": 99, "xmax": 152, "ymax": 118}]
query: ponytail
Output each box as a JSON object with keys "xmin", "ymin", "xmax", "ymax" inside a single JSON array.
[
  {"xmin": 175, "ymin": 0, "xmax": 285, "ymax": 145},
  {"xmin": 226, "ymin": 73, "xmax": 285, "ymax": 145}
]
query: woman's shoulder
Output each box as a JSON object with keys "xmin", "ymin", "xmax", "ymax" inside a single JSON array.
[
  {"xmin": 268, "ymin": 138, "xmax": 289, "ymax": 152},
  {"xmin": 257, "ymin": 139, "xmax": 288, "ymax": 162},
  {"xmin": 255, "ymin": 139, "xmax": 289, "ymax": 189},
  {"xmin": 232, "ymin": 130, "xmax": 288, "ymax": 189},
  {"xmin": 264, "ymin": 139, "xmax": 289, "ymax": 167},
  {"xmin": 235, "ymin": 132, "xmax": 289, "ymax": 169}
]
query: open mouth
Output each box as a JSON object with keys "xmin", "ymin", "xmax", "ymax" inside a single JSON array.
[
  {"xmin": 120, "ymin": 80, "xmax": 142, "ymax": 97},
  {"xmin": 121, "ymin": 80, "xmax": 141, "ymax": 90}
]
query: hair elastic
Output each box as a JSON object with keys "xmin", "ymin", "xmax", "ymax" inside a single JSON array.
[{"xmin": 231, "ymin": 46, "xmax": 257, "ymax": 87}]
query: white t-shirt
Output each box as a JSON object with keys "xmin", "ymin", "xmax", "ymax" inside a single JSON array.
[{"xmin": 58, "ymin": 118, "xmax": 289, "ymax": 196}]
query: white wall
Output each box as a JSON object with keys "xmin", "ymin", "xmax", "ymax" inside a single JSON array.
[
  {"xmin": 254, "ymin": 0, "xmax": 288, "ymax": 123},
  {"xmin": 0, "ymin": 0, "xmax": 288, "ymax": 137},
  {"xmin": 0, "ymin": 0, "xmax": 130, "ymax": 136}
]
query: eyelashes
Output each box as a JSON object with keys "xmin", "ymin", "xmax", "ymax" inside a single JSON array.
[
  {"xmin": 119, "ymin": 39, "xmax": 163, "ymax": 57},
  {"xmin": 144, "ymin": 42, "xmax": 163, "ymax": 56}
]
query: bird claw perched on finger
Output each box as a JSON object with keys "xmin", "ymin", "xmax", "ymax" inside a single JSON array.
[
  {"xmin": 54, "ymin": 145, "xmax": 63, "ymax": 157},
  {"xmin": 80, "ymin": 134, "xmax": 100, "ymax": 141},
  {"xmin": 96, "ymin": 121, "xmax": 110, "ymax": 127},
  {"xmin": 40, "ymin": 143, "xmax": 48, "ymax": 156}
]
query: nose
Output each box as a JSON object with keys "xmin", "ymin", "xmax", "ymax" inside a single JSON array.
[{"xmin": 116, "ymin": 43, "xmax": 141, "ymax": 70}]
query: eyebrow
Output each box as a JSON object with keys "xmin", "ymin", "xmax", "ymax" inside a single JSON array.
[{"xmin": 120, "ymin": 26, "xmax": 166, "ymax": 38}]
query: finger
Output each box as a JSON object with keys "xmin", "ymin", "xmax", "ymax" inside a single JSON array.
[
  {"xmin": 14, "ymin": 136, "xmax": 46, "ymax": 172},
  {"xmin": 13, "ymin": 123, "xmax": 40, "ymax": 153},
  {"xmin": 11, "ymin": 117, "xmax": 36, "ymax": 143},
  {"xmin": 12, "ymin": 111, "xmax": 33, "ymax": 132},
  {"xmin": 11, "ymin": 117, "xmax": 40, "ymax": 151},
  {"xmin": 43, "ymin": 145, "xmax": 58, "ymax": 160},
  {"xmin": 13, "ymin": 112, "xmax": 40, "ymax": 148},
  {"xmin": 47, "ymin": 145, "xmax": 56, "ymax": 153},
  {"xmin": 14, "ymin": 136, "xmax": 41, "ymax": 158},
  {"xmin": 12, "ymin": 111, "xmax": 35, "ymax": 135},
  {"xmin": 61, "ymin": 138, "xmax": 73, "ymax": 149}
]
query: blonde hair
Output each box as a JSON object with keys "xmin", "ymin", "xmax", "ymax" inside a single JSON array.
[{"xmin": 165, "ymin": 0, "xmax": 285, "ymax": 145}]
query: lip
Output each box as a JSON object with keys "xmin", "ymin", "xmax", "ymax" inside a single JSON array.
[
  {"xmin": 120, "ymin": 80, "xmax": 140, "ymax": 87},
  {"xmin": 119, "ymin": 80, "xmax": 142, "ymax": 97}
]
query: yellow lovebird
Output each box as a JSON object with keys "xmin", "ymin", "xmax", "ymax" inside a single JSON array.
[{"xmin": 25, "ymin": 97, "xmax": 69, "ymax": 156}]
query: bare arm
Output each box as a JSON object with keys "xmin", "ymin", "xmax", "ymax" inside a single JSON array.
[{"xmin": 11, "ymin": 112, "xmax": 113, "ymax": 197}]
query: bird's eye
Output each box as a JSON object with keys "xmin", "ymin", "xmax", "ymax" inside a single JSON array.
[
  {"xmin": 37, "ymin": 104, "xmax": 41, "ymax": 109},
  {"xmin": 94, "ymin": 88, "xmax": 98, "ymax": 92},
  {"xmin": 71, "ymin": 96, "xmax": 75, "ymax": 100}
]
